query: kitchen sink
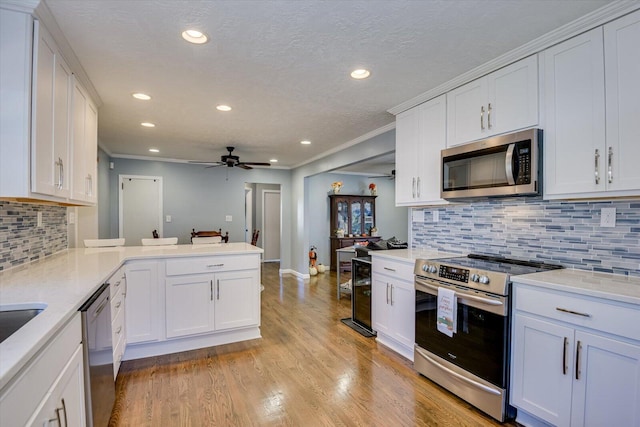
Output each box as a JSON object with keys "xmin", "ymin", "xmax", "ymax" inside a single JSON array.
[{"xmin": 0, "ymin": 304, "xmax": 47, "ymax": 344}]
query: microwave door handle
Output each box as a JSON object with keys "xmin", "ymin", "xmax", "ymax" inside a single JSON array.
[{"xmin": 505, "ymin": 144, "xmax": 516, "ymax": 185}]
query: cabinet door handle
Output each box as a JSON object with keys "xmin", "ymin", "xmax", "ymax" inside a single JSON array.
[
  {"xmin": 562, "ymin": 337, "xmax": 568, "ymax": 375},
  {"xmin": 412, "ymin": 177, "xmax": 416, "ymax": 198},
  {"xmin": 480, "ymin": 105, "xmax": 485, "ymax": 130},
  {"xmin": 416, "ymin": 177, "xmax": 421, "ymax": 198},
  {"xmin": 386, "ymin": 283, "xmax": 390, "ymax": 304},
  {"xmin": 52, "ymin": 398, "xmax": 68, "ymax": 427},
  {"xmin": 556, "ymin": 307, "xmax": 591, "ymax": 318},
  {"xmin": 116, "ymin": 326, "xmax": 122, "ymax": 334},
  {"xmin": 390, "ymin": 285, "xmax": 394, "ymax": 306},
  {"xmin": 115, "ymin": 301, "xmax": 121, "ymax": 309},
  {"xmin": 575, "ymin": 340, "xmax": 582, "ymax": 380},
  {"xmin": 217, "ymin": 279, "xmax": 220, "ymax": 300},
  {"xmin": 210, "ymin": 280, "xmax": 213, "ymax": 301},
  {"xmin": 207, "ymin": 264, "xmax": 224, "ymax": 268},
  {"xmin": 594, "ymin": 149, "xmax": 600, "ymax": 184},
  {"xmin": 487, "ymin": 103, "xmax": 492, "ymax": 129},
  {"xmin": 383, "ymin": 267, "xmax": 396, "ymax": 272},
  {"xmin": 87, "ymin": 174, "xmax": 93, "ymax": 196},
  {"xmin": 608, "ymin": 147, "xmax": 613, "ymax": 184}
]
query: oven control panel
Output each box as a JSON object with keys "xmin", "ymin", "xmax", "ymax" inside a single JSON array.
[{"xmin": 439, "ymin": 265, "xmax": 469, "ymax": 283}]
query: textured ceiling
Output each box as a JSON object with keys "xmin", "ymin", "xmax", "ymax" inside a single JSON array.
[{"xmin": 44, "ymin": 0, "xmax": 611, "ymax": 168}]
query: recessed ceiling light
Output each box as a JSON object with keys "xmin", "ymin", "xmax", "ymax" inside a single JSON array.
[
  {"xmin": 270, "ymin": 159, "xmax": 278, "ymax": 163},
  {"xmin": 149, "ymin": 148, "xmax": 159, "ymax": 153},
  {"xmin": 141, "ymin": 122, "xmax": 155, "ymax": 128},
  {"xmin": 300, "ymin": 140, "xmax": 311, "ymax": 145},
  {"xmin": 132, "ymin": 93, "xmax": 151, "ymax": 100},
  {"xmin": 216, "ymin": 105, "xmax": 232, "ymax": 112},
  {"xmin": 350, "ymin": 69, "xmax": 371, "ymax": 79},
  {"xmin": 182, "ymin": 29, "xmax": 208, "ymax": 44}
]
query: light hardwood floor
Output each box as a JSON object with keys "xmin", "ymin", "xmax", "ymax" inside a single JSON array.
[{"xmin": 110, "ymin": 262, "xmax": 519, "ymax": 426}]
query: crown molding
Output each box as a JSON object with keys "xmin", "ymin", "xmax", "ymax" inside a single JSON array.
[
  {"xmin": 0, "ymin": 0, "xmax": 39, "ymax": 13},
  {"xmin": 388, "ymin": 1, "xmax": 640, "ymax": 115}
]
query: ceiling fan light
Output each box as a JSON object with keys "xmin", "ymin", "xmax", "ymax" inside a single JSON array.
[
  {"xmin": 132, "ymin": 93, "xmax": 151, "ymax": 100},
  {"xmin": 270, "ymin": 159, "xmax": 278, "ymax": 163},
  {"xmin": 149, "ymin": 148, "xmax": 159, "ymax": 153},
  {"xmin": 216, "ymin": 104, "xmax": 232, "ymax": 112},
  {"xmin": 350, "ymin": 68, "xmax": 371, "ymax": 79},
  {"xmin": 300, "ymin": 140, "xmax": 311, "ymax": 145},
  {"xmin": 141, "ymin": 122, "xmax": 155, "ymax": 128}
]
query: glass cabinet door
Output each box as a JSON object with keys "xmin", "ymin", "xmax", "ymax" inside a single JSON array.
[
  {"xmin": 364, "ymin": 201, "xmax": 374, "ymax": 234},
  {"xmin": 337, "ymin": 201, "xmax": 348, "ymax": 232},
  {"xmin": 351, "ymin": 201, "xmax": 362, "ymax": 235}
]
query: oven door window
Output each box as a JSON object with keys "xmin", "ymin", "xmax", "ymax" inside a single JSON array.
[{"xmin": 415, "ymin": 289, "xmax": 508, "ymax": 388}]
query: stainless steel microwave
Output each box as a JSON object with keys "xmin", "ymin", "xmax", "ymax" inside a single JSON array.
[{"xmin": 441, "ymin": 128, "xmax": 541, "ymax": 199}]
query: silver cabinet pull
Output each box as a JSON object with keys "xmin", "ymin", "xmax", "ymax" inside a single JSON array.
[
  {"xmin": 562, "ymin": 337, "xmax": 568, "ymax": 375},
  {"xmin": 487, "ymin": 103, "xmax": 492, "ymax": 129},
  {"xmin": 556, "ymin": 307, "xmax": 591, "ymax": 318},
  {"xmin": 416, "ymin": 177, "xmax": 421, "ymax": 198},
  {"xmin": 595, "ymin": 149, "xmax": 600, "ymax": 184},
  {"xmin": 575, "ymin": 341, "xmax": 582, "ymax": 380},
  {"xmin": 390, "ymin": 284, "xmax": 394, "ymax": 306},
  {"xmin": 608, "ymin": 147, "xmax": 613, "ymax": 184},
  {"xmin": 480, "ymin": 105, "xmax": 485, "ymax": 130},
  {"xmin": 383, "ymin": 267, "xmax": 396, "ymax": 272},
  {"xmin": 217, "ymin": 279, "xmax": 220, "ymax": 300},
  {"xmin": 115, "ymin": 301, "xmax": 121, "ymax": 309},
  {"xmin": 210, "ymin": 280, "xmax": 213, "ymax": 301},
  {"xmin": 207, "ymin": 263, "xmax": 224, "ymax": 268},
  {"xmin": 87, "ymin": 174, "xmax": 93, "ymax": 196},
  {"xmin": 116, "ymin": 326, "xmax": 122, "ymax": 334},
  {"xmin": 412, "ymin": 177, "xmax": 416, "ymax": 198},
  {"xmin": 386, "ymin": 283, "xmax": 390, "ymax": 304},
  {"xmin": 55, "ymin": 157, "xmax": 64, "ymax": 189}
]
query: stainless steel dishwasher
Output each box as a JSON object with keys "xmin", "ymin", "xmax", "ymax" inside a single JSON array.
[{"xmin": 79, "ymin": 282, "xmax": 115, "ymax": 426}]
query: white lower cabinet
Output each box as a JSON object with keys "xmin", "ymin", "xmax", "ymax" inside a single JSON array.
[
  {"xmin": 0, "ymin": 314, "xmax": 85, "ymax": 427},
  {"xmin": 109, "ymin": 267, "xmax": 127, "ymax": 378},
  {"xmin": 165, "ymin": 269, "xmax": 259, "ymax": 338},
  {"xmin": 125, "ymin": 260, "xmax": 161, "ymax": 344},
  {"xmin": 371, "ymin": 256, "xmax": 415, "ymax": 361},
  {"xmin": 511, "ymin": 282, "xmax": 640, "ymax": 426}
]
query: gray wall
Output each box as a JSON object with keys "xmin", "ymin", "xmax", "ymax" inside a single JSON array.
[
  {"xmin": 97, "ymin": 147, "xmax": 110, "ymax": 238},
  {"xmin": 307, "ymin": 172, "xmax": 407, "ymax": 266},
  {"xmin": 106, "ymin": 159, "xmax": 292, "ymax": 255}
]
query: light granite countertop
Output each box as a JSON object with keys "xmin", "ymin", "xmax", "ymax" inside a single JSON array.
[
  {"xmin": 0, "ymin": 243, "xmax": 262, "ymax": 390},
  {"xmin": 513, "ymin": 268, "xmax": 640, "ymax": 306}
]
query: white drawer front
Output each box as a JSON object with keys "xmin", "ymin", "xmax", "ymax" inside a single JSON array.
[
  {"xmin": 109, "ymin": 268, "xmax": 126, "ymax": 300},
  {"xmin": 111, "ymin": 289, "xmax": 124, "ymax": 320},
  {"xmin": 111, "ymin": 303, "xmax": 125, "ymax": 345},
  {"xmin": 165, "ymin": 255, "xmax": 259, "ymax": 276},
  {"xmin": 372, "ymin": 257, "xmax": 414, "ymax": 280},
  {"xmin": 514, "ymin": 283, "xmax": 640, "ymax": 341}
]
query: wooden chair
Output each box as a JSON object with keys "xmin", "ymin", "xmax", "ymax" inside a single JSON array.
[
  {"xmin": 251, "ymin": 229, "xmax": 260, "ymax": 246},
  {"xmin": 191, "ymin": 228, "xmax": 229, "ymax": 243}
]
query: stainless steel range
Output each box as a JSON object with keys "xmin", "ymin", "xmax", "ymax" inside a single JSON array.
[{"xmin": 413, "ymin": 254, "xmax": 562, "ymax": 422}]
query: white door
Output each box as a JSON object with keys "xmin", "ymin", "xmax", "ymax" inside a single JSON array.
[
  {"xmin": 262, "ymin": 190, "xmax": 281, "ymax": 262},
  {"xmin": 389, "ymin": 280, "xmax": 415, "ymax": 348},
  {"xmin": 119, "ymin": 175, "xmax": 163, "ymax": 245},
  {"xmin": 245, "ymin": 186, "xmax": 253, "ymax": 243},
  {"xmin": 371, "ymin": 275, "xmax": 391, "ymax": 335}
]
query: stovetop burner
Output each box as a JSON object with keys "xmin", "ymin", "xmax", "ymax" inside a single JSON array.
[{"xmin": 414, "ymin": 254, "xmax": 563, "ymax": 296}]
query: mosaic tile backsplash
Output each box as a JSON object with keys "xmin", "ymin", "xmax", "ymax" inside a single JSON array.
[
  {"xmin": 0, "ymin": 201, "xmax": 67, "ymax": 271},
  {"xmin": 413, "ymin": 198, "xmax": 640, "ymax": 277}
]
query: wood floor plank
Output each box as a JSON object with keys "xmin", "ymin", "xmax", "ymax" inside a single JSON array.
[{"xmin": 110, "ymin": 262, "xmax": 519, "ymax": 426}]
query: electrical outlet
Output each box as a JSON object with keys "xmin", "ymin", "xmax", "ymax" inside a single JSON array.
[
  {"xmin": 432, "ymin": 211, "xmax": 439, "ymax": 222},
  {"xmin": 226, "ymin": 215, "xmax": 233, "ymax": 222},
  {"xmin": 600, "ymin": 207, "xmax": 616, "ymax": 228},
  {"xmin": 68, "ymin": 211, "xmax": 76, "ymax": 225},
  {"xmin": 166, "ymin": 215, "xmax": 172, "ymax": 223},
  {"xmin": 37, "ymin": 211, "xmax": 43, "ymax": 227},
  {"xmin": 411, "ymin": 210, "xmax": 424, "ymax": 222}
]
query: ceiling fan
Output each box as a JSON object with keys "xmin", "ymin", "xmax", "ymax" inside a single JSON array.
[
  {"xmin": 368, "ymin": 169, "xmax": 395, "ymax": 180},
  {"xmin": 189, "ymin": 146, "xmax": 271, "ymax": 170}
]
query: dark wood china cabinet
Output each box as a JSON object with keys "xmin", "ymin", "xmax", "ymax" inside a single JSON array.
[{"xmin": 329, "ymin": 194, "xmax": 381, "ymax": 271}]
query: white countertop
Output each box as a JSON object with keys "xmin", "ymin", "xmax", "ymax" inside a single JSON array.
[
  {"xmin": 0, "ymin": 243, "xmax": 262, "ymax": 390},
  {"xmin": 370, "ymin": 248, "xmax": 461, "ymax": 263},
  {"xmin": 514, "ymin": 268, "xmax": 640, "ymax": 306}
]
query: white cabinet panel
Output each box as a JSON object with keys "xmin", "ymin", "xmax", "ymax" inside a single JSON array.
[
  {"xmin": 215, "ymin": 270, "xmax": 260, "ymax": 331},
  {"xmin": 447, "ymin": 77, "xmax": 486, "ymax": 145},
  {"xmin": 125, "ymin": 261, "xmax": 161, "ymax": 344},
  {"xmin": 165, "ymin": 274, "xmax": 215, "ymax": 338},
  {"xmin": 70, "ymin": 80, "xmax": 97, "ymax": 204}
]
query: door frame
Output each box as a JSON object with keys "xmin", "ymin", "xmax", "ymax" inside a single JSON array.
[
  {"xmin": 118, "ymin": 174, "xmax": 164, "ymax": 238},
  {"xmin": 261, "ymin": 189, "xmax": 281, "ymax": 262}
]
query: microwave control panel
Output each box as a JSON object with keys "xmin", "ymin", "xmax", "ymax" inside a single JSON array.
[{"xmin": 515, "ymin": 141, "xmax": 532, "ymax": 185}]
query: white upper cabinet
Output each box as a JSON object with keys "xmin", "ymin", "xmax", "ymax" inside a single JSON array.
[
  {"xmin": 604, "ymin": 10, "xmax": 640, "ymax": 193},
  {"xmin": 544, "ymin": 10, "xmax": 640, "ymax": 199},
  {"xmin": 0, "ymin": 7, "xmax": 98, "ymax": 205},
  {"xmin": 447, "ymin": 55, "xmax": 538, "ymax": 147},
  {"xmin": 32, "ymin": 23, "xmax": 72, "ymax": 199},
  {"xmin": 395, "ymin": 94, "xmax": 448, "ymax": 206},
  {"xmin": 70, "ymin": 80, "xmax": 98, "ymax": 204}
]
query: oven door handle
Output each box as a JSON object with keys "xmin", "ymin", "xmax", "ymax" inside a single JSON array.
[
  {"xmin": 416, "ymin": 280, "xmax": 503, "ymax": 307},
  {"xmin": 416, "ymin": 347, "xmax": 501, "ymax": 396}
]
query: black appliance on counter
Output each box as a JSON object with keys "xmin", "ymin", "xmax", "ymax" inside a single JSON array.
[
  {"xmin": 340, "ymin": 247, "xmax": 376, "ymax": 337},
  {"xmin": 414, "ymin": 254, "xmax": 562, "ymax": 422}
]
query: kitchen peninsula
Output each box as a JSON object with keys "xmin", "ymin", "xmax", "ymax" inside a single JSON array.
[{"xmin": 0, "ymin": 242, "xmax": 263, "ymax": 392}]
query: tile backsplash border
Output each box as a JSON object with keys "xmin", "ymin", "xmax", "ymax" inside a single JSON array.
[
  {"xmin": 0, "ymin": 201, "xmax": 67, "ymax": 271},
  {"xmin": 412, "ymin": 198, "xmax": 640, "ymax": 277}
]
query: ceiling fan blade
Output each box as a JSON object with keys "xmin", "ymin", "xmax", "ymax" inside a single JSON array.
[
  {"xmin": 239, "ymin": 162, "xmax": 271, "ymax": 167},
  {"xmin": 237, "ymin": 164, "xmax": 253, "ymax": 170},
  {"xmin": 205, "ymin": 164, "xmax": 225, "ymax": 169},
  {"xmin": 188, "ymin": 160, "xmax": 224, "ymax": 165}
]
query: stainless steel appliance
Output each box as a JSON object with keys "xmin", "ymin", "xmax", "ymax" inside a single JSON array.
[
  {"xmin": 441, "ymin": 128, "xmax": 541, "ymax": 199},
  {"xmin": 351, "ymin": 256, "xmax": 374, "ymax": 334},
  {"xmin": 79, "ymin": 283, "xmax": 115, "ymax": 426},
  {"xmin": 414, "ymin": 254, "xmax": 561, "ymax": 421}
]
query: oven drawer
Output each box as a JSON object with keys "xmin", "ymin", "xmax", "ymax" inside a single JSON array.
[
  {"xmin": 371, "ymin": 257, "xmax": 414, "ymax": 279},
  {"xmin": 513, "ymin": 282, "xmax": 640, "ymax": 341}
]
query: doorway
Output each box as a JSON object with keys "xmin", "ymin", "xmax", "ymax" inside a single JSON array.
[
  {"xmin": 245, "ymin": 183, "xmax": 281, "ymax": 262},
  {"xmin": 119, "ymin": 175, "xmax": 163, "ymax": 245}
]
